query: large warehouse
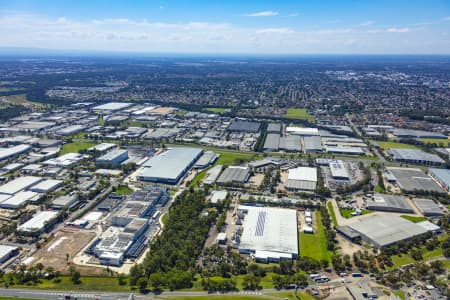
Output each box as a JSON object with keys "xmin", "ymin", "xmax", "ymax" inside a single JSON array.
[
  {"xmin": 216, "ymin": 166, "xmax": 250, "ymax": 185},
  {"xmin": 285, "ymin": 167, "xmax": 317, "ymax": 192},
  {"xmin": 387, "ymin": 167, "xmax": 444, "ymax": 193},
  {"xmin": 365, "ymin": 194, "xmax": 414, "ymax": 213},
  {"xmin": 17, "ymin": 211, "xmax": 59, "ymax": 235},
  {"xmin": 0, "ymin": 176, "xmax": 43, "ymax": 195},
  {"xmin": 238, "ymin": 206, "xmax": 298, "ymax": 262},
  {"xmin": 429, "ymin": 168, "xmax": 450, "ymax": 192},
  {"xmin": 388, "ymin": 149, "xmax": 445, "ymax": 166},
  {"xmin": 346, "ymin": 215, "xmax": 429, "ymax": 248},
  {"xmin": 329, "ymin": 160, "xmax": 350, "ymax": 180},
  {"xmin": 138, "ymin": 147, "xmax": 203, "ymax": 184},
  {"xmin": 96, "ymin": 149, "xmax": 129, "ymax": 166},
  {"xmin": 413, "ymin": 198, "xmax": 445, "ymax": 217}
]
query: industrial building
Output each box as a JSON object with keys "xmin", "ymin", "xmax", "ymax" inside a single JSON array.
[
  {"xmin": 388, "ymin": 149, "xmax": 445, "ymax": 166},
  {"xmin": 138, "ymin": 147, "xmax": 203, "ymax": 184},
  {"xmin": 0, "ymin": 245, "xmax": 19, "ymax": 264},
  {"xmin": 429, "ymin": 168, "xmax": 450, "ymax": 192},
  {"xmin": 263, "ymin": 134, "xmax": 280, "ymax": 151},
  {"xmin": 86, "ymin": 186, "xmax": 167, "ymax": 266},
  {"xmin": 29, "ymin": 179, "xmax": 63, "ymax": 193},
  {"xmin": 96, "ymin": 149, "xmax": 129, "ymax": 166},
  {"xmin": 193, "ymin": 151, "xmax": 218, "ymax": 169},
  {"xmin": 0, "ymin": 176, "xmax": 43, "ymax": 195},
  {"xmin": 210, "ymin": 190, "xmax": 228, "ymax": 204},
  {"xmin": 267, "ymin": 123, "xmax": 281, "ymax": 133},
  {"xmin": 413, "ymin": 198, "xmax": 445, "ymax": 217},
  {"xmin": 387, "ymin": 167, "xmax": 444, "ymax": 193},
  {"xmin": 303, "ymin": 136, "xmax": 322, "ymax": 153},
  {"xmin": 0, "ymin": 191, "xmax": 41, "ymax": 209},
  {"xmin": 0, "ymin": 144, "xmax": 32, "ymax": 161},
  {"xmin": 238, "ymin": 205, "xmax": 298, "ymax": 262},
  {"xmin": 88, "ymin": 143, "xmax": 117, "ymax": 153},
  {"xmin": 346, "ymin": 215, "xmax": 429, "ymax": 248},
  {"xmin": 17, "ymin": 211, "xmax": 59, "ymax": 235},
  {"xmin": 279, "ymin": 136, "xmax": 302, "ymax": 152},
  {"xmin": 365, "ymin": 194, "xmax": 414, "ymax": 213},
  {"xmin": 285, "ymin": 167, "xmax": 317, "ymax": 192},
  {"xmin": 51, "ymin": 195, "xmax": 79, "ymax": 210},
  {"xmin": 329, "ymin": 160, "xmax": 350, "ymax": 180},
  {"xmin": 390, "ymin": 128, "xmax": 447, "ymax": 139},
  {"xmin": 92, "ymin": 102, "xmax": 132, "ymax": 112},
  {"xmin": 44, "ymin": 152, "xmax": 85, "ymax": 167},
  {"xmin": 286, "ymin": 127, "xmax": 319, "ymax": 136},
  {"xmin": 203, "ymin": 165, "xmax": 223, "ymax": 185},
  {"xmin": 325, "ymin": 146, "xmax": 364, "ymax": 155},
  {"xmin": 216, "ymin": 166, "xmax": 250, "ymax": 185},
  {"xmin": 227, "ymin": 120, "xmax": 261, "ymax": 133},
  {"xmin": 56, "ymin": 125, "xmax": 85, "ymax": 136}
]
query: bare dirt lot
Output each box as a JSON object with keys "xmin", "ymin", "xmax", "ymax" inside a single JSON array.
[{"xmin": 31, "ymin": 228, "xmax": 104, "ymax": 275}]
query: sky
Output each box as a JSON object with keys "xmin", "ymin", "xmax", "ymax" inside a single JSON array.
[{"xmin": 0, "ymin": 0, "xmax": 449, "ymax": 55}]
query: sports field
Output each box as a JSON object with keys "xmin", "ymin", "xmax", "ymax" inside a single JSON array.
[{"xmin": 285, "ymin": 108, "xmax": 315, "ymax": 122}]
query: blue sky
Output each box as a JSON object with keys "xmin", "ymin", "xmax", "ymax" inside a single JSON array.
[{"xmin": 0, "ymin": 0, "xmax": 449, "ymax": 54}]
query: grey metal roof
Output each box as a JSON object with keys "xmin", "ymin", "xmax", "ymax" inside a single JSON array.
[
  {"xmin": 387, "ymin": 167, "xmax": 444, "ymax": 192},
  {"xmin": 140, "ymin": 147, "xmax": 202, "ymax": 182},
  {"xmin": 285, "ymin": 179, "xmax": 317, "ymax": 191},
  {"xmin": 366, "ymin": 193, "xmax": 414, "ymax": 213},
  {"xmin": 303, "ymin": 136, "xmax": 322, "ymax": 151},
  {"xmin": 228, "ymin": 120, "xmax": 261, "ymax": 133},
  {"xmin": 263, "ymin": 133, "xmax": 280, "ymax": 150},
  {"xmin": 348, "ymin": 215, "xmax": 429, "ymax": 248},
  {"xmin": 389, "ymin": 149, "xmax": 445, "ymax": 164},
  {"xmin": 279, "ymin": 136, "xmax": 301, "ymax": 151},
  {"xmin": 413, "ymin": 198, "xmax": 445, "ymax": 217},
  {"xmin": 216, "ymin": 166, "xmax": 250, "ymax": 184},
  {"xmin": 267, "ymin": 123, "xmax": 281, "ymax": 133},
  {"xmin": 429, "ymin": 168, "xmax": 450, "ymax": 188}
]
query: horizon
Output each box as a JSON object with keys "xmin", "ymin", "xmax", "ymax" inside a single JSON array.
[{"xmin": 0, "ymin": 0, "xmax": 449, "ymax": 55}]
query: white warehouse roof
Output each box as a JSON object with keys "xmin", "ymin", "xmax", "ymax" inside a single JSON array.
[
  {"xmin": 0, "ymin": 176, "xmax": 43, "ymax": 195},
  {"xmin": 286, "ymin": 127, "xmax": 320, "ymax": 136},
  {"xmin": 288, "ymin": 167, "xmax": 317, "ymax": 182},
  {"xmin": 239, "ymin": 206, "xmax": 298, "ymax": 257},
  {"xmin": 18, "ymin": 211, "xmax": 58, "ymax": 233},
  {"xmin": 29, "ymin": 179, "xmax": 63, "ymax": 193},
  {"xmin": 0, "ymin": 191, "xmax": 39, "ymax": 209},
  {"xmin": 0, "ymin": 144, "xmax": 31, "ymax": 161}
]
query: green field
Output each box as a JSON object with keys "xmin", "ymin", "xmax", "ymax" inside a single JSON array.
[
  {"xmin": 285, "ymin": 108, "xmax": 315, "ymax": 122},
  {"xmin": 11, "ymin": 276, "xmax": 130, "ymax": 292},
  {"xmin": 60, "ymin": 141, "xmax": 95, "ymax": 155},
  {"xmin": 190, "ymin": 169, "xmax": 209, "ymax": 187},
  {"xmin": 420, "ymin": 138, "xmax": 450, "ymax": 147},
  {"xmin": 299, "ymin": 211, "xmax": 333, "ymax": 262},
  {"xmin": 214, "ymin": 149, "xmax": 258, "ymax": 166},
  {"xmin": 203, "ymin": 107, "xmax": 230, "ymax": 114},
  {"xmin": 157, "ymin": 291, "xmax": 314, "ymax": 300},
  {"xmin": 370, "ymin": 140, "xmax": 419, "ymax": 150},
  {"xmin": 327, "ymin": 201, "xmax": 338, "ymax": 227},
  {"xmin": 400, "ymin": 215, "xmax": 427, "ymax": 223},
  {"xmin": 115, "ymin": 184, "xmax": 133, "ymax": 195}
]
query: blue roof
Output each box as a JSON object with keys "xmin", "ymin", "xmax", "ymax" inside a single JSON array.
[{"xmin": 430, "ymin": 168, "xmax": 450, "ymax": 186}]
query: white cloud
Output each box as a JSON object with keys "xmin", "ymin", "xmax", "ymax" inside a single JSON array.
[
  {"xmin": 386, "ymin": 27, "xmax": 411, "ymax": 33},
  {"xmin": 442, "ymin": 16, "xmax": 450, "ymax": 21},
  {"xmin": 0, "ymin": 13, "xmax": 447, "ymax": 54},
  {"xmin": 243, "ymin": 10, "xmax": 278, "ymax": 17},
  {"xmin": 360, "ymin": 20, "xmax": 374, "ymax": 26},
  {"xmin": 256, "ymin": 27, "xmax": 293, "ymax": 34}
]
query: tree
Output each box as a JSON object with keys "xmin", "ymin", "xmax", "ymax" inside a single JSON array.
[
  {"xmin": 149, "ymin": 273, "xmax": 165, "ymax": 291},
  {"xmin": 137, "ymin": 277, "xmax": 148, "ymax": 293},
  {"xmin": 117, "ymin": 273, "xmax": 127, "ymax": 286}
]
